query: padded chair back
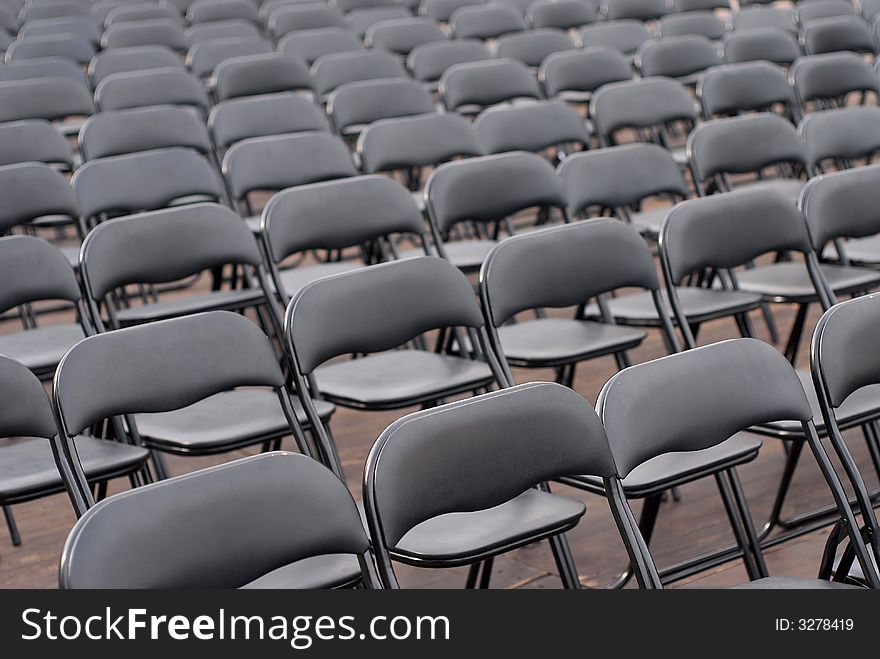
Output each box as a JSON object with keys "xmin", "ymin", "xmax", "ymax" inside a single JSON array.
[
  {"xmin": 698, "ymin": 61, "xmax": 795, "ymax": 117},
  {"xmin": 0, "ymin": 120, "xmax": 73, "ymax": 169},
  {"xmin": 104, "ymin": 4, "xmax": 180, "ymax": 26},
  {"xmin": 0, "ymin": 163, "xmax": 79, "ymax": 233},
  {"xmin": 6, "ymin": 34, "xmax": 95, "ymax": 63},
  {"xmin": 723, "ymin": 27, "xmax": 801, "ymax": 65},
  {"xmin": 426, "ymin": 151, "xmax": 566, "ymax": 233},
  {"xmin": 278, "ymin": 27, "xmax": 362, "ymax": 66},
  {"xmin": 185, "ymin": 19, "xmax": 261, "ymax": 45},
  {"xmin": 209, "ymin": 93, "xmax": 330, "ymax": 151},
  {"xmin": 603, "ymin": 0, "xmax": 667, "ymax": 21},
  {"xmin": 334, "ymin": 0, "xmax": 401, "ymax": 12},
  {"xmin": 732, "ymin": 7, "xmax": 795, "ymax": 33},
  {"xmin": 799, "ymin": 106, "xmax": 880, "ymax": 168},
  {"xmin": 268, "ymin": 5, "xmax": 347, "ymax": 39},
  {"xmin": 580, "ymin": 19, "xmax": 651, "ymax": 54},
  {"xmin": 591, "ymin": 76, "xmax": 696, "ymax": 142},
  {"xmin": 102, "ymin": 19, "xmax": 188, "ymax": 51},
  {"xmin": 450, "ymin": 4, "xmax": 525, "ymax": 39},
  {"xmin": 286, "ymin": 256, "xmax": 484, "ymax": 374},
  {"xmin": 0, "ymin": 77, "xmax": 94, "ymax": 122},
  {"xmin": 636, "ymin": 35, "xmax": 722, "ymax": 79},
  {"xmin": 495, "ymin": 28, "xmax": 574, "ymax": 68},
  {"xmin": 312, "ymin": 48, "xmax": 407, "ymax": 97},
  {"xmin": 800, "ymin": 165, "xmax": 880, "ymax": 250},
  {"xmin": 185, "ymin": 36, "xmax": 271, "ymax": 78},
  {"xmin": 801, "ymin": 15, "xmax": 875, "ymax": 54},
  {"xmin": 407, "ymin": 38, "xmax": 491, "ymax": 82},
  {"xmin": 0, "ymin": 354, "xmax": 57, "ymax": 441},
  {"xmin": 659, "ymin": 11, "xmax": 726, "ymax": 40},
  {"xmin": 481, "ymin": 219, "xmax": 659, "ymax": 326},
  {"xmin": 440, "ymin": 58, "xmax": 541, "ymax": 111},
  {"xmin": 0, "ymin": 55, "xmax": 87, "ymax": 85},
  {"xmin": 212, "ymin": 52, "xmax": 313, "ymax": 100},
  {"xmin": 95, "ymin": 67, "xmax": 210, "ymax": 112},
  {"xmin": 20, "ymin": 15, "xmax": 102, "ymax": 44},
  {"xmin": 328, "ymin": 78, "xmax": 435, "ymax": 133},
  {"xmin": 796, "ymin": 0, "xmax": 855, "ymax": 24},
  {"xmin": 474, "ymin": 100, "xmax": 589, "ymax": 154},
  {"xmin": 421, "ymin": 0, "xmax": 481, "ymax": 22},
  {"xmin": 0, "ymin": 235, "xmax": 81, "ymax": 314},
  {"xmin": 345, "ymin": 6, "xmax": 412, "ymax": 38},
  {"xmin": 88, "ymin": 45, "xmax": 182, "ymax": 86},
  {"xmin": 791, "ymin": 52, "xmax": 879, "ymax": 105},
  {"xmin": 364, "ymin": 17, "xmax": 447, "ymax": 55},
  {"xmin": 188, "ymin": 0, "xmax": 259, "ymax": 24},
  {"xmin": 527, "ymin": 0, "xmax": 597, "ymax": 30},
  {"xmin": 20, "ymin": 2, "xmax": 88, "ymax": 23},
  {"xmin": 539, "ymin": 46, "xmax": 631, "ymax": 98}
]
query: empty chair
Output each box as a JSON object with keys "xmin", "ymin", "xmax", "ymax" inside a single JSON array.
[
  {"xmin": 0, "ymin": 162, "xmax": 81, "ymax": 249},
  {"xmin": 185, "ymin": 19, "xmax": 262, "ymax": 45},
  {"xmin": 420, "ymin": 0, "xmax": 482, "ymax": 22},
  {"xmin": 212, "ymin": 52, "xmax": 313, "ymax": 100},
  {"xmin": 95, "ymin": 67, "xmax": 210, "ymax": 112},
  {"xmin": 474, "ymin": 100, "xmax": 589, "ymax": 156},
  {"xmin": 364, "ymin": 17, "xmax": 447, "ymax": 55},
  {"xmin": 791, "ymin": 52, "xmax": 879, "ymax": 109},
  {"xmin": 312, "ymin": 48, "xmax": 407, "ymax": 98},
  {"xmin": 698, "ymin": 61, "xmax": 799, "ymax": 121},
  {"xmin": 424, "ymin": 151, "xmax": 567, "ymax": 271},
  {"xmin": 278, "ymin": 27, "xmax": 362, "ymax": 66},
  {"xmin": 539, "ymin": 46, "xmax": 632, "ymax": 103},
  {"xmin": 345, "ymin": 6, "xmax": 412, "ymax": 37},
  {"xmin": 19, "ymin": 15, "xmax": 102, "ymax": 44},
  {"xmin": 268, "ymin": 4, "xmax": 346, "ymax": 38},
  {"xmin": 559, "ymin": 143, "xmax": 689, "ymax": 237},
  {"xmin": 78, "ymin": 106, "xmax": 213, "ymax": 161},
  {"xmin": 495, "ymin": 28, "xmax": 575, "ymax": 69},
  {"xmin": 526, "ymin": 0, "xmax": 597, "ymax": 30},
  {"xmin": 580, "ymin": 19, "xmax": 651, "ymax": 56},
  {"xmin": 187, "ymin": 0, "xmax": 260, "ymax": 25},
  {"xmin": 732, "ymin": 6, "xmax": 796, "ymax": 33},
  {"xmin": 687, "ymin": 113, "xmax": 809, "ymax": 200},
  {"xmin": 406, "ymin": 38, "xmax": 491, "ymax": 85},
  {"xmin": 636, "ymin": 35, "xmax": 723, "ymax": 84},
  {"xmin": 185, "ymin": 35, "xmax": 272, "ymax": 79},
  {"xmin": 440, "ymin": 58, "xmax": 541, "ymax": 114},
  {"xmin": 102, "ymin": 19, "xmax": 188, "ymax": 51},
  {"xmin": 104, "ymin": 3, "xmax": 181, "ymax": 26},
  {"xmin": 262, "ymin": 175, "xmax": 429, "ymax": 301},
  {"xmin": 0, "ymin": 56, "xmax": 86, "ymax": 85},
  {"xmin": 723, "ymin": 27, "xmax": 801, "ymax": 66},
  {"xmin": 795, "ymin": 0, "xmax": 856, "ymax": 25},
  {"xmin": 19, "ymin": 1, "xmax": 88, "ymax": 23},
  {"xmin": 364, "ymin": 382, "xmax": 616, "ymax": 589},
  {"xmin": 450, "ymin": 4, "xmax": 524, "ymax": 39},
  {"xmin": 88, "ymin": 45, "xmax": 183, "ymax": 87},
  {"xmin": 284, "ymin": 256, "xmax": 505, "ymax": 475},
  {"xmin": 5, "ymin": 34, "xmax": 95, "ymax": 63},
  {"xmin": 602, "ymin": 0, "xmax": 667, "ymax": 21},
  {"xmin": 0, "ymin": 78, "xmax": 94, "ymax": 128},
  {"xmin": 0, "ymin": 120, "xmax": 74, "ymax": 170},
  {"xmin": 328, "ymin": 78, "xmax": 435, "ymax": 137},
  {"xmin": 660, "ymin": 11, "xmax": 726, "ymax": 41},
  {"xmin": 799, "ymin": 105, "xmax": 880, "ymax": 172},
  {"xmin": 61, "ymin": 452, "xmax": 379, "ymax": 589},
  {"xmin": 800, "ymin": 15, "xmax": 875, "ymax": 54},
  {"xmin": 209, "ymin": 93, "xmax": 330, "ymax": 153}
]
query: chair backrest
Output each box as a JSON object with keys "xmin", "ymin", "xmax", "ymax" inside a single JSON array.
[
  {"xmin": 286, "ymin": 256, "xmax": 485, "ymax": 374},
  {"xmin": 426, "ymin": 151, "xmax": 566, "ymax": 233},
  {"xmin": 580, "ymin": 18, "xmax": 651, "ymax": 55},
  {"xmin": 61, "ymin": 452, "xmax": 372, "ymax": 589},
  {"xmin": 495, "ymin": 27, "xmax": 574, "ymax": 68},
  {"xmin": 480, "ymin": 219, "xmax": 659, "ymax": 326},
  {"xmin": 0, "ymin": 354, "xmax": 58, "ymax": 442},
  {"xmin": 0, "ymin": 77, "xmax": 94, "ymax": 122},
  {"xmin": 365, "ymin": 16, "xmax": 446, "ymax": 55},
  {"xmin": 407, "ymin": 37, "xmax": 491, "ymax": 83},
  {"xmin": 450, "ymin": 4, "xmax": 524, "ymax": 39},
  {"xmin": 0, "ymin": 235, "xmax": 81, "ymax": 315},
  {"xmin": 104, "ymin": 3, "xmax": 180, "ymax": 26},
  {"xmin": 0, "ymin": 162, "xmax": 79, "ymax": 233},
  {"xmin": 72, "ymin": 148, "xmax": 224, "ymax": 221},
  {"xmin": 801, "ymin": 15, "xmax": 875, "ymax": 54},
  {"xmin": 674, "ymin": 0, "xmax": 730, "ymax": 10},
  {"xmin": 591, "ymin": 76, "xmax": 697, "ymax": 143},
  {"xmin": 185, "ymin": 19, "xmax": 261, "ymax": 45},
  {"xmin": 799, "ymin": 105, "xmax": 880, "ymax": 168},
  {"xmin": 796, "ymin": 0, "xmax": 856, "ymax": 24},
  {"xmin": 538, "ymin": 46, "xmax": 632, "ymax": 98},
  {"xmin": 0, "ymin": 119, "xmax": 73, "ymax": 169},
  {"xmin": 636, "ymin": 35, "xmax": 722, "ymax": 79},
  {"xmin": 420, "ymin": 0, "xmax": 481, "ymax": 22},
  {"xmin": 102, "ymin": 18, "xmax": 188, "ymax": 51},
  {"xmin": 698, "ymin": 61, "xmax": 795, "ymax": 117},
  {"xmin": 559, "ymin": 143, "xmax": 688, "ymax": 217},
  {"xmin": 732, "ymin": 6, "xmax": 795, "ymax": 33},
  {"xmin": 5, "ymin": 34, "xmax": 95, "ymax": 63},
  {"xmin": 527, "ymin": 0, "xmax": 597, "ymax": 30},
  {"xmin": 659, "ymin": 10, "xmax": 726, "ymax": 40},
  {"xmin": 660, "ymin": 188, "xmax": 812, "ymax": 284},
  {"xmin": 95, "ymin": 67, "xmax": 210, "ymax": 112},
  {"xmin": 790, "ymin": 52, "xmax": 879, "ymax": 105},
  {"xmin": 603, "ymin": 0, "xmax": 667, "ymax": 21},
  {"xmin": 188, "ymin": 0, "xmax": 259, "ymax": 24},
  {"xmin": 212, "ymin": 52, "xmax": 314, "ymax": 100},
  {"xmin": 312, "ymin": 48, "xmax": 407, "ymax": 97},
  {"xmin": 333, "ymin": 0, "xmax": 401, "ymax": 12},
  {"xmin": 20, "ymin": 15, "xmax": 102, "ymax": 44},
  {"xmin": 223, "ymin": 132, "xmax": 356, "ymax": 201},
  {"xmin": 278, "ymin": 27, "xmax": 362, "ymax": 66},
  {"xmin": 268, "ymin": 4, "xmax": 347, "ymax": 39},
  {"xmin": 687, "ymin": 113, "xmax": 807, "ymax": 184},
  {"xmin": 208, "ymin": 93, "xmax": 330, "ymax": 152},
  {"xmin": 0, "ymin": 56, "xmax": 87, "ymax": 86},
  {"xmin": 723, "ymin": 27, "xmax": 801, "ymax": 65},
  {"xmin": 185, "ymin": 35, "xmax": 271, "ymax": 78},
  {"xmin": 474, "ymin": 100, "xmax": 589, "ymax": 154},
  {"xmin": 78, "ymin": 106, "xmax": 212, "ymax": 160},
  {"xmin": 345, "ymin": 6, "xmax": 412, "ymax": 38},
  {"xmin": 365, "ymin": 382, "xmax": 615, "ymax": 552},
  {"xmin": 800, "ymin": 164, "xmax": 880, "ymax": 252},
  {"xmin": 440, "ymin": 57, "xmax": 541, "ymax": 112},
  {"xmin": 20, "ymin": 1, "xmax": 88, "ymax": 23},
  {"xmin": 88, "ymin": 45, "xmax": 182, "ymax": 86},
  {"xmin": 863, "ymin": 0, "xmax": 880, "ymax": 20},
  {"xmin": 328, "ymin": 78, "xmax": 435, "ymax": 134}
]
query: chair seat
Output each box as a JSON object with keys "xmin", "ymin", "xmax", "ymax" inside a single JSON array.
[
  {"xmin": 245, "ymin": 216, "xmax": 261, "ymax": 233},
  {"xmin": 736, "ymin": 179, "xmax": 803, "ymax": 204},
  {"xmin": 498, "ymin": 317, "xmax": 646, "ymax": 366},
  {"xmin": 629, "ymin": 206, "xmax": 670, "ymax": 236},
  {"xmin": 733, "ymin": 576, "xmax": 860, "ymax": 589},
  {"xmin": 0, "ymin": 324, "xmax": 85, "ymax": 376},
  {"xmin": 563, "ymin": 433, "xmax": 762, "ymax": 497},
  {"xmin": 241, "ymin": 553, "xmax": 363, "ymax": 589},
  {"xmin": 115, "ymin": 288, "xmax": 265, "ymax": 324},
  {"xmin": 60, "ymin": 245, "xmax": 81, "ymax": 269},
  {"xmin": 315, "ymin": 349, "xmax": 495, "ymax": 409},
  {"xmin": 835, "ymin": 234, "xmax": 880, "ymax": 265},
  {"xmin": 737, "ymin": 262, "xmax": 880, "ymax": 303},
  {"xmin": 586, "ymin": 287, "xmax": 761, "ymax": 326},
  {"xmin": 135, "ymin": 389, "xmax": 335, "ymax": 452},
  {"xmin": 392, "ymin": 488, "xmax": 586, "ymax": 566},
  {"xmin": 278, "ymin": 261, "xmax": 363, "ymax": 298},
  {"xmin": 441, "ymin": 239, "xmax": 498, "ymax": 272},
  {"xmin": 670, "ymin": 145, "xmax": 687, "ymax": 165},
  {"xmin": 0, "ymin": 436, "xmax": 149, "ymax": 502}
]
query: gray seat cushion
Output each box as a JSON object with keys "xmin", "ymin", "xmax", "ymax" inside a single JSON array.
[
  {"xmin": 734, "ymin": 576, "xmax": 860, "ymax": 589},
  {"xmin": 629, "ymin": 206, "xmax": 671, "ymax": 236},
  {"xmin": 135, "ymin": 389, "xmax": 335, "ymax": 451},
  {"xmin": 498, "ymin": 317, "xmax": 646, "ymax": 366},
  {"xmin": 278, "ymin": 261, "xmax": 363, "ymax": 298},
  {"xmin": 242, "ymin": 553, "xmax": 363, "ymax": 589},
  {"xmin": 115, "ymin": 288, "xmax": 265, "ymax": 324},
  {"xmin": 587, "ymin": 287, "xmax": 762, "ymax": 326},
  {"xmin": 735, "ymin": 178, "xmax": 803, "ymax": 204},
  {"xmin": 315, "ymin": 349, "xmax": 495, "ymax": 408},
  {"xmin": 0, "ymin": 324, "xmax": 85, "ymax": 375},
  {"xmin": 441, "ymin": 239, "xmax": 497, "ymax": 272},
  {"xmin": 737, "ymin": 262, "xmax": 880, "ymax": 303},
  {"xmin": 392, "ymin": 488, "xmax": 585, "ymax": 564},
  {"xmin": 834, "ymin": 234, "xmax": 880, "ymax": 265}
]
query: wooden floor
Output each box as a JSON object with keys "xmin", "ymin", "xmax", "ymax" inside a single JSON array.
[{"xmin": 1, "ymin": 255, "xmax": 877, "ymax": 589}]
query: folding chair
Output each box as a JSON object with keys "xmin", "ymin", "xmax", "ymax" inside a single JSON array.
[
  {"xmin": 283, "ymin": 256, "xmax": 507, "ymax": 475},
  {"xmin": 94, "ymin": 67, "xmax": 211, "ymax": 112},
  {"xmin": 19, "ymin": 15, "xmax": 102, "ymax": 44},
  {"xmin": 538, "ymin": 46, "xmax": 632, "ymax": 104},
  {"xmin": 495, "ymin": 28, "xmax": 574, "ymax": 70},
  {"xmin": 480, "ymin": 220, "xmax": 680, "ymax": 390},
  {"xmin": 187, "ymin": 0, "xmax": 260, "ymax": 25},
  {"xmin": 406, "ymin": 38, "xmax": 491, "ymax": 86},
  {"xmin": 19, "ymin": 1, "xmax": 88, "ymax": 23},
  {"xmin": 799, "ymin": 105, "xmax": 880, "ymax": 173},
  {"xmin": 449, "ymin": 4, "xmax": 525, "ymax": 39},
  {"xmin": 102, "ymin": 18, "xmax": 189, "ymax": 51},
  {"xmin": 211, "ymin": 52, "xmax": 314, "ymax": 100},
  {"xmin": 697, "ymin": 61, "xmax": 800, "ymax": 122},
  {"xmin": 440, "ymin": 58, "xmax": 541, "ymax": 115},
  {"xmin": 796, "ymin": 0, "xmax": 856, "ymax": 25},
  {"xmin": 420, "ymin": 0, "xmax": 481, "ymax": 23},
  {"xmin": 473, "ymin": 100, "xmax": 589, "ymax": 158},
  {"xmin": 312, "ymin": 48, "xmax": 407, "ymax": 99},
  {"xmin": 261, "ymin": 0, "xmax": 326, "ymax": 23},
  {"xmin": 527, "ymin": 0, "xmax": 597, "ymax": 30},
  {"xmin": 800, "ymin": 15, "xmax": 876, "ymax": 54},
  {"xmin": 790, "ymin": 52, "xmax": 879, "ymax": 111},
  {"xmin": 599, "ymin": 338, "xmax": 878, "ymax": 588},
  {"xmin": 0, "ymin": 56, "xmax": 86, "ymax": 85},
  {"xmin": 262, "ymin": 175, "xmax": 430, "ymax": 301},
  {"xmin": 580, "ymin": 19, "xmax": 652, "ymax": 56},
  {"xmin": 425, "ymin": 151, "xmax": 567, "ymax": 272},
  {"xmin": 278, "ymin": 27, "xmax": 362, "ymax": 66},
  {"xmin": 364, "ymin": 16, "xmax": 447, "ymax": 55},
  {"xmin": 88, "ymin": 45, "xmax": 183, "ymax": 87},
  {"xmin": 268, "ymin": 3, "xmax": 346, "ymax": 38},
  {"xmin": 659, "ymin": 11, "xmax": 727, "ymax": 41},
  {"xmin": 5, "ymin": 33, "xmax": 95, "ymax": 63},
  {"xmin": 687, "ymin": 112, "xmax": 809, "ymax": 201},
  {"xmin": 0, "ymin": 77, "xmax": 94, "ymax": 134},
  {"xmin": 185, "ymin": 19, "xmax": 262, "ymax": 45},
  {"xmin": 559, "ymin": 143, "xmax": 689, "ymax": 238},
  {"xmin": 636, "ymin": 35, "xmax": 723, "ymax": 85},
  {"xmin": 209, "ymin": 92, "xmax": 330, "ymax": 155},
  {"xmin": 723, "ymin": 27, "xmax": 801, "ymax": 66},
  {"xmin": 186, "ymin": 36, "xmax": 272, "ymax": 80},
  {"xmin": 345, "ymin": 6, "xmax": 412, "ymax": 38},
  {"xmin": 104, "ymin": 3, "xmax": 180, "ymax": 26},
  {"xmin": 327, "ymin": 78, "xmax": 435, "ymax": 138},
  {"xmin": 602, "ymin": 0, "xmax": 667, "ymax": 21},
  {"xmin": 0, "ymin": 120, "xmax": 74, "ymax": 170},
  {"xmin": 364, "ymin": 382, "xmax": 618, "ymax": 589},
  {"xmin": 731, "ymin": 6, "xmax": 796, "ymax": 33}
]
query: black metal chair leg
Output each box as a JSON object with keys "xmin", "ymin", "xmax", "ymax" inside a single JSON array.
[
  {"xmin": 548, "ymin": 533, "xmax": 581, "ymax": 589},
  {"xmin": 150, "ymin": 450, "xmax": 169, "ymax": 480},
  {"xmin": 724, "ymin": 469, "xmax": 769, "ymax": 578},
  {"xmin": 608, "ymin": 493, "xmax": 662, "ymax": 589},
  {"xmin": 782, "ymin": 303, "xmax": 809, "ymax": 364},
  {"xmin": 478, "ymin": 556, "xmax": 494, "ymax": 589},
  {"xmin": 465, "ymin": 562, "xmax": 481, "ymax": 589},
  {"xmin": 715, "ymin": 471, "xmax": 762, "ymax": 580},
  {"xmin": 3, "ymin": 506, "xmax": 21, "ymax": 546},
  {"xmin": 759, "ymin": 302, "xmax": 779, "ymax": 343},
  {"xmin": 760, "ymin": 439, "xmax": 804, "ymax": 539}
]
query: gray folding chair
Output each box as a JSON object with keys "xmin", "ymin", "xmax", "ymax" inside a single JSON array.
[
  {"xmin": 0, "ymin": 120, "xmax": 74, "ymax": 170},
  {"xmin": 186, "ymin": 35, "xmax": 272, "ymax": 80},
  {"xmin": 580, "ymin": 19, "xmax": 652, "ymax": 56},
  {"xmin": 187, "ymin": 0, "xmax": 260, "ymax": 24},
  {"xmin": 473, "ymin": 100, "xmax": 589, "ymax": 158},
  {"xmin": 211, "ymin": 52, "xmax": 313, "ymax": 100},
  {"xmin": 104, "ymin": 3, "xmax": 181, "ymax": 26},
  {"xmin": 440, "ymin": 57, "xmax": 541, "ymax": 115},
  {"xmin": 800, "ymin": 15, "xmax": 876, "ymax": 54},
  {"xmin": 102, "ymin": 18, "xmax": 189, "ymax": 51},
  {"xmin": 799, "ymin": 105, "xmax": 880, "ymax": 172},
  {"xmin": 268, "ymin": 4, "xmax": 347, "ymax": 39},
  {"xmin": 722, "ymin": 27, "xmax": 801, "ymax": 66},
  {"xmin": 185, "ymin": 19, "xmax": 262, "ymax": 45},
  {"xmin": 538, "ymin": 46, "xmax": 632, "ymax": 104},
  {"xmin": 94, "ymin": 67, "xmax": 210, "ymax": 112},
  {"xmin": 659, "ymin": 11, "xmax": 727, "ymax": 41},
  {"xmin": 406, "ymin": 37, "xmax": 491, "ymax": 85},
  {"xmin": 262, "ymin": 175, "xmax": 430, "ymax": 301},
  {"xmin": 602, "ymin": 0, "xmax": 666, "ymax": 21},
  {"xmin": 527, "ymin": 0, "xmax": 597, "ymax": 30},
  {"xmin": 278, "ymin": 27, "xmax": 362, "ymax": 66},
  {"xmin": 420, "ymin": 0, "xmax": 481, "ymax": 23},
  {"xmin": 364, "ymin": 382, "xmax": 618, "ymax": 589},
  {"xmin": 345, "ymin": 6, "xmax": 412, "ymax": 37},
  {"xmin": 327, "ymin": 78, "xmax": 435, "ymax": 137},
  {"xmin": 449, "ymin": 4, "xmax": 524, "ymax": 39},
  {"xmin": 0, "ymin": 56, "xmax": 87, "ymax": 85},
  {"xmin": 364, "ymin": 16, "xmax": 446, "ymax": 55},
  {"xmin": 283, "ymin": 256, "xmax": 507, "ymax": 476},
  {"xmin": 88, "ymin": 45, "xmax": 183, "ymax": 87},
  {"xmin": 636, "ymin": 35, "xmax": 723, "ymax": 85},
  {"xmin": 19, "ymin": 1, "xmax": 88, "ymax": 23},
  {"xmin": 796, "ymin": 0, "xmax": 856, "ymax": 25},
  {"xmin": 731, "ymin": 6, "xmax": 796, "ymax": 33},
  {"xmin": 19, "ymin": 15, "xmax": 102, "ymax": 44},
  {"xmin": 0, "ymin": 78, "xmax": 94, "ymax": 132},
  {"xmin": 312, "ymin": 48, "xmax": 407, "ymax": 99},
  {"xmin": 495, "ymin": 28, "xmax": 574, "ymax": 69},
  {"xmin": 698, "ymin": 61, "xmax": 800, "ymax": 122},
  {"xmin": 790, "ymin": 52, "xmax": 879, "ymax": 110},
  {"xmin": 5, "ymin": 33, "xmax": 95, "ymax": 63}
]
